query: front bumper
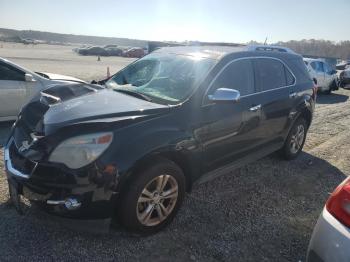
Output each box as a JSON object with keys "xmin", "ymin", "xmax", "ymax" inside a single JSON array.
[
  {"xmin": 4, "ymin": 138, "xmax": 118, "ymax": 221},
  {"xmin": 307, "ymin": 208, "xmax": 350, "ymax": 262}
]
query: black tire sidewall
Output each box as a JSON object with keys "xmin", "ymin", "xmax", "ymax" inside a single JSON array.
[{"xmin": 117, "ymin": 158, "xmax": 186, "ymax": 234}]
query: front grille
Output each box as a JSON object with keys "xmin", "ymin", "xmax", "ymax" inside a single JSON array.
[{"xmin": 9, "ymin": 143, "xmax": 36, "ymax": 175}]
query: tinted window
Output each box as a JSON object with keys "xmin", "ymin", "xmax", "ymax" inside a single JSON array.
[
  {"xmin": 0, "ymin": 63, "xmax": 25, "ymax": 81},
  {"xmin": 254, "ymin": 58, "xmax": 287, "ymax": 91},
  {"xmin": 210, "ymin": 59, "xmax": 255, "ymax": 96},
  {"xmin": 285, "ymin": 67, "xmax": 295, "ymax": 85}
]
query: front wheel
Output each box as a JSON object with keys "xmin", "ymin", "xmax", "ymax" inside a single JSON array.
[
  {"xmin": 281, "ymin": 118, "xmax": 308, "ymax": 160},
  {"xmin": 117, "ymin": 158, "xmax": 186, "ymax": 234}
]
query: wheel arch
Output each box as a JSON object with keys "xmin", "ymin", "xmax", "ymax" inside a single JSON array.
[{"xmin": 117, "ymin": 150, "xmax": 196, "ymax": 196}]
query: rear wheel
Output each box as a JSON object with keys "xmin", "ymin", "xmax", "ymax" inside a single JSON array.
[
  {"xmin": 281, "ymin": 118, "xmax": 308, "ymax": 160},
  {"xmin": 324, "ymin": 88, "xmax": 332, "ymax": 95},
  {"xmin": 117, "ymin": 158, "xmax": 185, "ymax": 234}
]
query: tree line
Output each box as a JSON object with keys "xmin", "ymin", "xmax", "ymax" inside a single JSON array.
[{"xmin": 248, "ymin": 39, "xmax": 350, "ymax": 60}]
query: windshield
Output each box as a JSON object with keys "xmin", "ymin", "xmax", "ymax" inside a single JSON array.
[{"xmin": 105, "ymin": 53, "xmax": 215, "ymax": 105}]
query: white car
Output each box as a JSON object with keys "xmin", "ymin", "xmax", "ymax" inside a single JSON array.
[
  {"xmin": 307, "ymin": 176, "xmax": 350, "ymax": 262},
  {"xmin": 0, "ymin": 57, "xmax": 85, "ymax": 122},
  {"xmin": 304, "ymin": 58, "xmax": 338, "ymax": 94}
]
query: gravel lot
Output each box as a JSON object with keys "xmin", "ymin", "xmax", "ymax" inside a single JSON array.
[{"xmin": 0, "ymin": 44, "xmax": 349, "ymax": 261}]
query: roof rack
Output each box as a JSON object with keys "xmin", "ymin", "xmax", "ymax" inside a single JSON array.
[{"xmin": 247, "ymin": 45, "xmax": 296, "ymax": 54}]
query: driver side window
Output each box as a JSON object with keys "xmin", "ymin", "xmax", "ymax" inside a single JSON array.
[{"xmin": 209, "ymin": 59, "xmax": 255, "ymax": 97}]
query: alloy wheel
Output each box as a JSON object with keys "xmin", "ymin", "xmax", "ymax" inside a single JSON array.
[
  {"xmin": 290, "ymin": 124, "xmax": 305, "ymax": 154},
  {"xmin": 136, "ymin": 174, "xmax": 178, "ymax": 226}
]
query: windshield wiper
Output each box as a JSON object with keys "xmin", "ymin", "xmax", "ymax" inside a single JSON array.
[{"xmin": 113, "ymin": 89, "xmax": 152, "ymax": 102}]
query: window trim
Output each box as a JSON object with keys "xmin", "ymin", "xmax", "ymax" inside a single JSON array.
[{"xmin": 202, "ymin": 56, "xmax": 296, "ymax": 106}]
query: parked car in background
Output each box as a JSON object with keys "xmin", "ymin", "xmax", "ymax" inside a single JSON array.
[
  {"xmin": 339, "ymin": 66, "xmax": 350, "ymax": 88},
  {"xmin": 4, "ymin": 45, "xmax": 315, "ymax": 234},
  {"xmin": 0, "ymin": 57, "xmax": 85, "ymax": 122},
  {"xmin": 307, "ymin": 176, "xmax": 350, "ymax": 262},
  {"xmin": 336, "ymin": 61, "xmax": 350, "ymax": 70},
  {"xmin": 304, "ymin": 58, "xmax": 338, "ymax": 94},
  {"xmin": 123, "ymin": 47, "xmax": 145, "ymax": 58}
]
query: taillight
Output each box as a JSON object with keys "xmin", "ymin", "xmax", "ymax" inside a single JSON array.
[{"xmin": 326, "ymin": 177, "xmax": 350, "ymax": 227}]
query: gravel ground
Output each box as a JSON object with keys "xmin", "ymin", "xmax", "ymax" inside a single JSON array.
[{"xmin": 0, "ymin": 44, "xmax": 349, "ymax": 261}]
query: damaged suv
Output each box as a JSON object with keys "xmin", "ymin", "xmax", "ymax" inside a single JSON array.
[{"xmin": 4, "ymin": 45, "xmax": 315, "ymax": 234}]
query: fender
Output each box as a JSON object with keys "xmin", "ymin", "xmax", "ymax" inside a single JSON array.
[
  {"xmin": 284, "ymin": 92, "xmax": 314, "ymax": 139},
  {"xmin": 109, "ymin": 124, "xmax": 202, "ymax": 194}
]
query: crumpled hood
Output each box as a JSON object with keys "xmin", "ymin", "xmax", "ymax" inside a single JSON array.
[
  {"xmin": 44, "ymin": 88, "xmax": 169, "ymax": 126},
  {"xmin": 19, "ymin": 83, "xmax": 170, "ymax": 136}
]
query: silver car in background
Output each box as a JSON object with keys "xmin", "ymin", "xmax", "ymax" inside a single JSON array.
[
  {"xmin": 304, "ymin": 58, "xmax": 338, "ymax": 94},
  {"xmin": 307, "ymin": 176, "xmax": 350, "ymax": 262},
  {"xmin": 0, "ymin": 57, "xmax": 85, "ymax": 122}
]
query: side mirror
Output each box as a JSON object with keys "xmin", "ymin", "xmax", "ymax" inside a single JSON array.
[
  {"xmin": 208, "ymin": 88, "xmax": 240, "ymax": 103},
  {"xmin": 25, "ymin": 73, "xmax": 36, "ymax": 82}
]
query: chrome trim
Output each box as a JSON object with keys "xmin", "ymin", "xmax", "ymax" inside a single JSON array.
[
  {"xmin": 202, "ymin": 56, "xmax": 297, "ymax": 106},
  {"xmin": 249, "ymin": 104, "xmax": 261, "ymax": 112},
  {"xmin": 4, "ymin": 138, "xmax": 32, "ymax": 179},
  {"xmin": 46, "ymin": 200, "xmax": 65, "ymax": 205}
]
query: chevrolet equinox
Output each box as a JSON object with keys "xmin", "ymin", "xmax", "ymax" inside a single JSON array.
[{"xmin": 4, "ymin": 45, "xmax": 316, "ymax": 234}]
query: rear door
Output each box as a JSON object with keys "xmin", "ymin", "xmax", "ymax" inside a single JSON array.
[
  {"xmin": 252, "ymin": 57, "xmax": 296, "ymax": 145},
  {"xmin": 198, "ymin": 58, "xmax": 262, "ymax": 171},
  {"xmin": 0, "ymin": 62, "xmax": 27, "ymax": 118}
]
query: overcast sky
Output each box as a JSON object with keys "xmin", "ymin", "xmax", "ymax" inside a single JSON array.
[{"xmin": 0, "ymin": 0, "xmax": 349, "ymax": 43}]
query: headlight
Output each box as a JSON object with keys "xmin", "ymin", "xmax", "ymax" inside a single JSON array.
[{"xmin": 49, "ymin": 132, "xmax": 113, "ymax": 169}]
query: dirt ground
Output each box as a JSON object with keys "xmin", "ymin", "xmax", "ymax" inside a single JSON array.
[
  {"xmin": 0, "ymin": 43, "xmax": 349, "ymax": 261},
  {"xmin": 0, "ymin": 42, "xmax": 135, "ymax": 82}
]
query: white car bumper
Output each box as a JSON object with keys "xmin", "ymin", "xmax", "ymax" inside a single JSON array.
[{"xmin": 307, "ymin": 208, "xmax": 350, "ymax": 262}]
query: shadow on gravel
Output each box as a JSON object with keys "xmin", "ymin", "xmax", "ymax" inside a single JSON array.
[
  {"xmin": 0, "ymin": 121, "xmax": 13, "ymax": 147},
  {"xmin": 316, "ymin": 93, "xmax": 349, "ymax": 104},
  {"xmin": 0, "ymin": 151, "xmax": 347, "ymax": 262}
]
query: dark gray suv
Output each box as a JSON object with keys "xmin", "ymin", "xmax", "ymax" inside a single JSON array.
[{"xmin": 5, "ymin": 45, "xmax": 316, "ymax": 234}]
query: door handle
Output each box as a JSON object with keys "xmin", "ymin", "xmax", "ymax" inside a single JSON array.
[
  {"xmin": 249, "ymin": 104, "xmax": 261, "ymax": 112},
  {"xmin": 289, "ymin": 92, "xmax": 297, "ymax": 98}
]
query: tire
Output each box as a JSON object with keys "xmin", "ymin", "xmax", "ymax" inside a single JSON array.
[
  {"xmin": 324, "ymin": 88, "xmax": 332, "ymax": 95},
  {"xmin": 330, "ymin": 79, "xmax": 338, "ymax": 91},
  {"xmin": 281, "ymin": 118, "xmax": 308, "ymax": 160},
  {"xmin": 117, "ymin": 158, "xmax": 186, "ymax": 234}
]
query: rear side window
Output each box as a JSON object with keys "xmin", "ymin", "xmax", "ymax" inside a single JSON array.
[
  {"xmin": 209, "ymin": 59, "xmax": 255, "ymax": 96},
  {"xmin": 285, "ymin": 67, "xmax": 295, "ymax": 85},
  {"xmin": 254, "ymin": 58, "xmax": 292, "ymax": 91},
  {"xmin": 0, "ymin": 62, "xmax": 25, "ymax": 81}
]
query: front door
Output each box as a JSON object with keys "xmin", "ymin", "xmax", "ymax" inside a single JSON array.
[
  {"xmin": 197, "ymin": 58, "xmax": 262, "ymax": 172},
  {"xmin": 0, "ymin": 62, "xmax": 27, "ymax": 118}
]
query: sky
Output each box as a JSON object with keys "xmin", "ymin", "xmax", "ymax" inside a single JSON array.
[{"xmin": 0, "ymin": 0, "xmax": 349, "ymax": 43}]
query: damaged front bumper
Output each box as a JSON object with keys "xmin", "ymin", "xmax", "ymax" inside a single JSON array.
[{"xmin": 4, "ymin": 137, "xmax": 119, "ymax": 227}]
